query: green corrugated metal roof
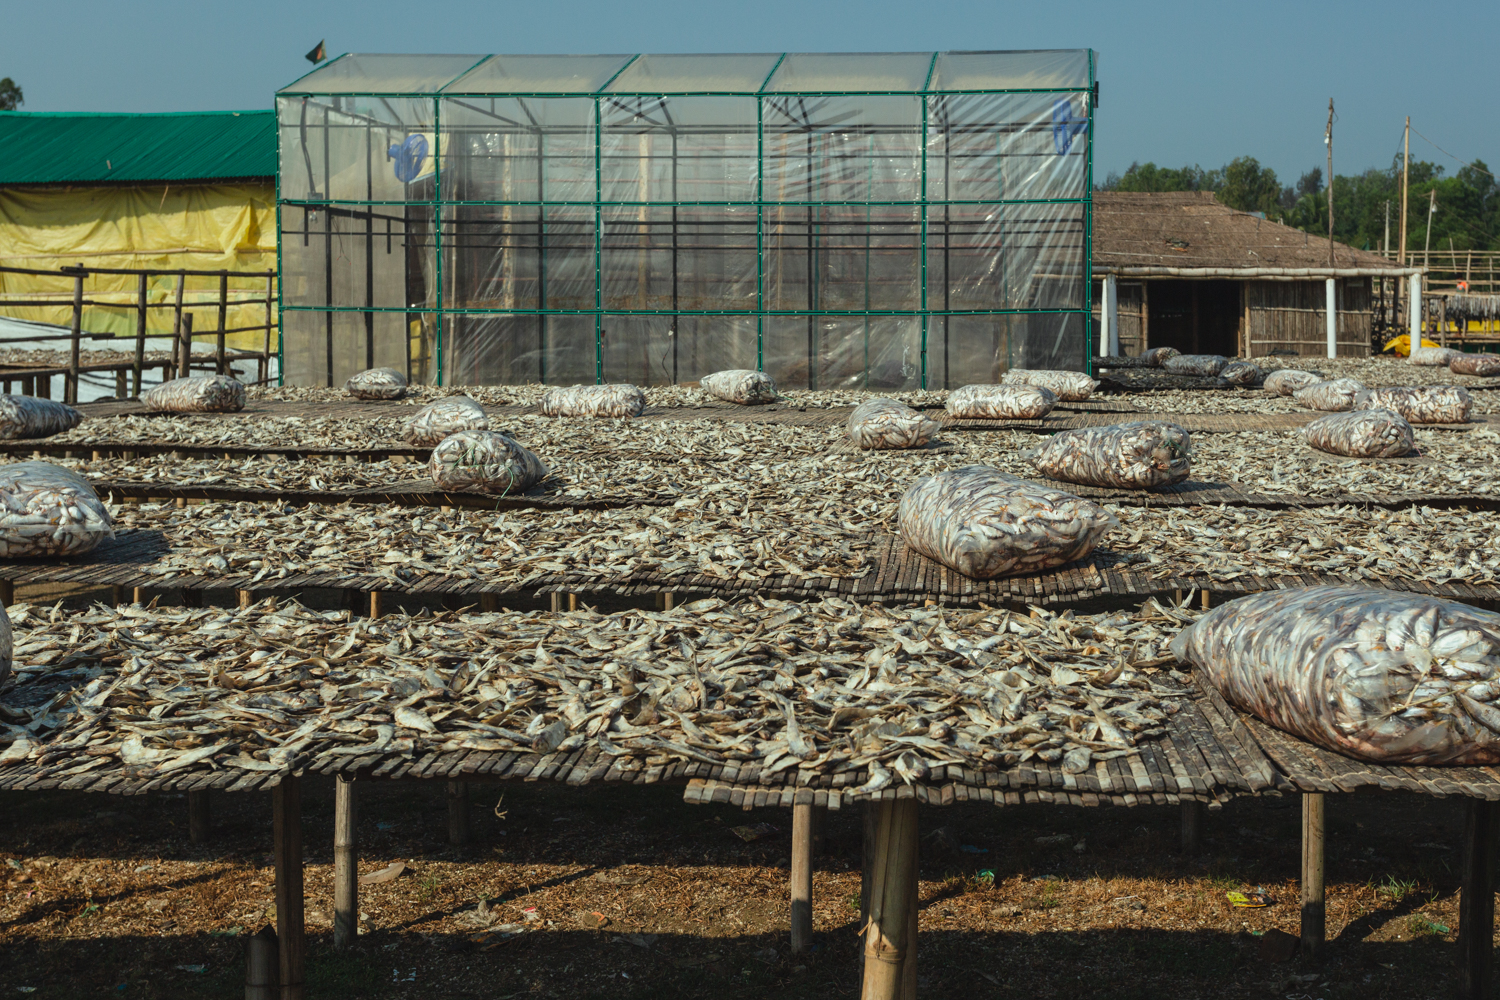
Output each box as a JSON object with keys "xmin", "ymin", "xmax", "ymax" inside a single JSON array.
[{"xmin": 0, "ymin": 110, "xmax": 274, "ymax": 186}]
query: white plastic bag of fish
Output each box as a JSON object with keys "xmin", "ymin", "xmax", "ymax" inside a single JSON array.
[
  {"xmin": 1217, "ymin": 360, "xmax": 1263, "ymax": 385},
  {"xmin": 0, "ymin": 461, "xmax": 114, "ymax": 559},
  {"xmin": 1161, "ymin": 354, "xmax": 1227, "ymax": 376},
  {"xmin": 428, "ymin": 430, "xmax": 549, "ymax": 496},
  {"xmin": 898, "ymin": 466, "xmax": 1117, "ymax": 579},
  {"xmin": 1141, "ymin": 346, "xmax": 1180, "ymax": 366},
  {"xmin": 945, "ymin": 384, "xmax": 1057, "ymax": 420},
  {"xmin": 1027, "ymin": 421, "xmax": 1191, "ymax": 490},
  {"xmin": 140, "ymin": 375, "xmax": 245, "ymax": 413},
  {"xmin": 401, "ymin": 395, "xmax": 489, "ymax": 446},
  {"xmin": 1262, "ymin": 369, "xmax": 1323, "ymax": 396},
  {"xmin": 0, "ymin": 396, "xmax": 82, "ymax": 440},
  {"xmin": 1171, "ymin": 585, "xmax": 1500, "ymax": 765},
  {"xmin": 1358, "ymin": 386, "xmax": 1471, "ymax": 424},
  {"xmin": 1292, "ymin": 378, "xmax": 1369, "ymax": 411},
  {"xmin": 539, "ymin": 384, "xmax": 646, "ymax": 418},
  {"xmin": 1303, "ymin": 409, "xmax": 1414, "ymax": 458},
  {"xmin": 1409, "ymin": 346, "xmax": 1458, "ymax": 366},
  {"xmin": 999, "ymin": 369, "xmax": 1097, "ymax": 402},
  {"xmin": 847, "ymin": 398, "xmax": 940, "ymax": 450},
  {"xmin": 344, "ymin": 367, "xmax": 408, "ymax": 400},
  {"xmin": 699, "ymin": 369, "xmax": 778, "ymax": 405},
  {"xmin": 1450, "ymin": 354, "xmax": 1500, "ymax": 377}
]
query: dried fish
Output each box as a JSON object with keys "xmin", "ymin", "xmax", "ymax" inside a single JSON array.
[
  {"xmin": 847, "ymin": 398, "xmax": 940, "ymax": 450},
  {"xmin": 1172, "ymin": 585, "xmax": 1500, "ymax": 764},
  {"xmin": 140, "ymin": 375, "xmax": 245, "ymax": 413},
  {"xmin": 699, "ymin": 370, "xmax": 778, "ymax": 405},
  {"xmin": 0, "ymin": 461, "xmax": 113, "ymax": 558},
  {"xmin": 428, "ymin": 431, "xmax": 549, "ymax": 495},
  {"xmin": 1141, "ymin": 347, "xmax": 1180, "ymax": 366},
  {"xmin": 345, "ymin": 367, "xmax": 408, "ymax": 400},
  {"xmin": 1217, "ymin": 361, "xmax": 1263, "ymax": 385},
  {"xmin": 1410, "ymin": 346, "xmax": 1459, "ymax": 366},
  {"xmin": 1000, "ymin": 369, "xmax": 1097, "ymax": 402},
  {"xmin": 1302, "ymin": 409, "xmax": 1414, "ymax": 458},
  {"xmin": 402, "ymin": 395, "xmax": 489, "ymax": 446},
  {"xmin": 1293, "ymin": 378, "xmax": 1369, "ymax": 412},
  {"xmin": 0, "ymin": 396, "xmax": 82, "ymax": 440},
  {"xmin": 1027, "ymin": 421, "xmax": 1191, "ymax": 490},
  {"xmin": 1358, "ymin": 386, "xmax": 1472, "ymax": 424},
  {"xmin": 1162, "ymin": 354, "xmax": 1228, "ymax": 377},
  {"xmin": 540, "ymin": 385, "xmax": 646, "ymax": 418},
  {"xmin": 1450, "ymin": 354, "xmax": 1500, "ymax": 377},
  {"xmin": 945, "ymin": 384, "xmax": 1056, "ymax": 420},
  {"xmin": 898, "ymin": 466, "xmax": 1117, "ymax": 578},
  {"xmin": 1262, "ymin": 370, "xmax": 1324, "ymax": 396}
]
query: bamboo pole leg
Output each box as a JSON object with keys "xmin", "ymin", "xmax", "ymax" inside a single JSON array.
[
  {"xmin": 188, "ymin": 790, "xmax": 211, "ymax": 844},
  {"xmin": 1460, "ymin": 799, "xmax": 1497, "ymax": 1000},
  {"xmin": 859, "ymin": 803, "xmax": 877, "ymax": 979},
  {"xmin": 479, "ymin": 593, "xmax": 500, "ymax": 613},
  {"xmin": 368, "ymin": 591, "xmax": 383, "ymax": 619},
  {"xmin": 1181, "ymin": 800, "xmax": 1204, "ymax": 855},
  {"xmin": 791, "ymin": 802, "xmax": 815, "ymax": 953},
  {"xmin": 272, "ymin": 775, "xmax": 305, "ymax": 1000},
  {"xmin": 245, "ymin": 924, "xmax": 279, "ymax": 1000},
  {"xmin": 1300, "ymin": 792, "xmax": 1325, "ymax": 962},
  {"xmin": 333, "ymin": 775, "xmax": 358, "ymax": 949},
  {"xmin": 549, "ymin": 592, "xmax": 562, "ymax": 613},
  {"xmin": 861, "ymin": 799, "xmax": 919, "ymax": 1000},
  {"xmin": 238, "ymin": 589, "xmax": 254, "ymax": 610},
  {"xmin": 0, "ymin": 579, "xmax": 13, "ymax": 608},
  {"xmin": 447, "ymin": 780, "xmax": 469, "ymax": 846}
]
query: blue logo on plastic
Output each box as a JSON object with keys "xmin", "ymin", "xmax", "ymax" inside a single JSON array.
[
  {"xmin": 1052, "ymin": 99, "xmax": 1088, "ymax": 155},
  {"xmin": 389, "ymin": 135, "xmax": 429, "ymax": 183}
]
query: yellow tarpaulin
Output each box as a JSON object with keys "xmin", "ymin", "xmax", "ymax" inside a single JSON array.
[
  {"xmin": 1381, "ymin": 334, "xmax": 1441, "ymax": 358},
  {"xmin": 0, "ymin": 183, "xmax": 277, "ymax": 351}
]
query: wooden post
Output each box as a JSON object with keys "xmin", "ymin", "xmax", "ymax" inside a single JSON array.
[
  {"xmin": 272, "ymin": 775, "xmax": 305, "ymax": 1000},
  {"xmin": 861, "ymin": 799, "xmax": 918, "ymax": 1000},
  {"xmin": 549, "ymin": 592, "xmax": 562, "ymax": 613},
  {"xmin": 1181, "ymin": 800, "xmax": 1203, "ymax": 855},
  {"xmin": 171, "ymin": 271, "xmax": 186, "ymax": 375},
  {"xmin": 791, "ymin": 802, "xmax": 815, "ymax": 953},
  {"xmin": 244, "ymin": 924, "xmax": 279, "ymax": 1000},
  {"xmin": 0, "ymin": 579, "xmax": 13, "ymax": 607},
  {"xmin": 1460, "ymin": 799, "xmax": 1497, "ymax": 1000},
  {"xmin": 68, "ymin": 271, "xmax": 83, "ymax": 405},
  {"xmin": 179, "ymin": 314, "xmax": 193, "ymax": 378},
  {"xmin": 188, "ymin": 790, "xmax": 210, "ymax": 843},
  {"xmin": 860, "ymin": 802, "xmax": 876, "ymax": 978},
  {"xmin": 238, "ymin": 590, "xmax": 254, "ymax": 609},
  {"xmin": 368, "ymin": 591, "xmax": 383, "ymax": 619},
  {"xmin": 447, "ymin": 780, "xmax": 469, "ymax": 845},
  {"xmin": 216, "ymin": 272, "xmax": 229, "ymax": 376},
  {"xmin": 1301, "ymin": 792, "xmax": 1325, "ymax": 961},
  {"xmin": 132, "ymin": 586, "xmax": 145, "ymax": 605},
  {"xmin": 115, "ymin": 370, "xmax": 127, "ymax": 399},
  {"xmin": 263, "ymin": 273, "xmax": 275, "ymax": 385},
  {"xmin": 181, "ymin": 588, "xmax": 202, "ymax": 608},
  {"xmin": 333, "ymin": 775, "xmax": 357, "ymax": 948},
  {"xmin": 479, "ymin": 593, "xmax": 500, "ymax": 613},
  {"xmin": 134, "ymin": 272, "xmax": 147, "ymax": 397}
]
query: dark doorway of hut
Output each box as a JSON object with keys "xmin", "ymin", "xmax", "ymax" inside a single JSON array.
[{"xmin": 1147, "ymin": 279, "xmax": 1241, "ymax": 356}]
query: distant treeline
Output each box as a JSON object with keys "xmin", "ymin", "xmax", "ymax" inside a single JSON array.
[{"xmin": 1097, "ymin": 156, "xmax": 1499, "ymax": 254}]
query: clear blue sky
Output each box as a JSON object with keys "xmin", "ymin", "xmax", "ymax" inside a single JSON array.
[{"xmin": 5, "ymin": 0, "xmax": 1496, "ymax": 188}]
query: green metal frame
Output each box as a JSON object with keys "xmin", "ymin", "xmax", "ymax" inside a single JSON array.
[{"xmin": 275, "ymin": 53, "xmax": 1095, "ymax": 388}]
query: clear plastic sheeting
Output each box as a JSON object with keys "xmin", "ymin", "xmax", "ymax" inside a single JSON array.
[
  {"xmin": 945, "ymin": 383, "xmax": 1056, "ymax": 420},
  {"xmin": 428, "ymin": 430, "xmax": 549, "ymax": 495},
  {"xmin": 0, "ymin": 396, "xmax": 82, "ymax": 440},
  {"xmin": 1171, "ymin": 585, "xmax": 1500, "ymax": 765},
  {"xmin": 140, "ymin": 376, "xmax": 246, "ymax": 413},
  {"xmin": 0, "ymin": 461, "xmax": 114, "ymax": 559},
  {"xmin": 847, "ymin": 398, "xmax": 939, "ymax": 449},
  {"xmin": 898, "ymin": 466, "xmax": 1116, "ymax": 578},
  {"xmin": 1027, "ymin": 421, "xmax": 1191, "ymax": 490},
  {"xmin": 402, "ymin": 395, "xmax": 489, "ymax": 446},
  {"xmin": 1358, "ymin": 386, "xmax": 1473, "ymax": 425},
  {"xmin": 1303, "ymin": 409, "xmax": 1415, "ymax": 458},
  {"xmin": 277, "ymin": 51, "xmax": 1094, "ymax": 388}
]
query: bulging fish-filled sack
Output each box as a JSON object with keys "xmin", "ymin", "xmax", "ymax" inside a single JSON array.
[
  {"xmin": 699, "ymin": 369, "xmax": 778, "ymax": 405},
  {"xmin": 1027, "ymin": 420, "xmax": 1191, "ymax": 490},
  {"xmin": 0, "ymin": 396, "xmax": 82, "ymax": 440},
  {"xmin": 402, "ymin": 395, "xmax": 489, "ymax": 446},
  {"xmin": 1171, "ymin": 585, "xmax": 1500, "ymax": 765},
  {"xmin": 1410, "ymin": 346, "xmax": 1459, "ymax": 366},
  {"xmin": 0, "ymin": 461, "xmax": 114, "ymax": 559},
  {"xmin": 1303, "ymin": 409, "xmax": 1415, "ymax": 458},
  {"xmin": 1141, "ymin": 346, "xmax": 1181, "ymax": 366},
  {"xmin": 1293, "ymin": 378, "xmax": 1369, "ymax": 411},
  {"xmin": 999, "ymin": 369, "xmax": 1098, "ymax": 402},
  {"xmin": 898, "ymin": 467, "xmax": 1117, "ymax": 579},
  {"xmin": 140, "ymin": 375, "xmax": 245, "ymax": 413},
  {"xmin": 344, "ymin": 367, "xmax": 408, "ymax": 400},
  {"xmin": 1162, "ymin": 354, "xmax": 1227, "ymax": 376},
  {"xmin": 1217, "ymin": 360, "xmax": 1263, "ymax": 385},
  {"xmin": 1263, "ymin": 369, "xmax": 1323, "ymax": 396},
  {"xmin": 1450, "ymin": 354, "xmax": 1500, "ymax": 377},
  {"xmin": 540, "ymin": 384, "xmax": 646, "ymax": 418},
  {"xmin": 847, "ymin": 398, "xmax": 940, "ymax": 450},
  {"xmin": 1358, "ymin": 386, "xmax": 1471, "ymax": 424},
  {"xmin": 429, "ymin": 430, "xmax": 549, "ymax": 495},
  {"xmin": 945, "ymin": 384, "xmax": 1057, "ymax": 420}
]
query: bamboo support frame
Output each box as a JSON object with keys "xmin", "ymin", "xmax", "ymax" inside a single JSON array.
[
  {"xmin": 272, "ymin": 775, "xmax": 305, "ymax": 1000},
  {"xmin": 1459, "ymin": 799, "xmax": 1497, "ymax": 1000},
  {"xmin": 244, "ymin": 925, "xmax": 279, "ymax": 1000},
  {"xmin": 188, "ymin": 790, "xmax": 211, "ymax": 844},
  {"xmin": 1301, "ymin": 793, "xmax": 1325, "ymax": 961},
  {"xmin": 860, "ymin": 799, "xmax": 918, "ymax": 1000},
  {"xmin": 334, "ymin": 775, "xmax": 357, "ymax": 948},
  {"xmin": 791, "ymin": 802, "xmax": 815, "ymax": 953}
]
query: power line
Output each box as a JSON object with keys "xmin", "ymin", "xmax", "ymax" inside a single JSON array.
[{"xmin": 1410, "ymin": 125, "xmax": 1497, "ymax": 180}]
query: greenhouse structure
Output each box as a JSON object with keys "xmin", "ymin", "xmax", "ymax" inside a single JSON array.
[{"xmin": 275, "ymin": 50, "xmax": 1095, "ymax": 389}]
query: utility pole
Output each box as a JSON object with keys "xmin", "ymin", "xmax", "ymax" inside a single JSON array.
[
  {"xmin": 1383, "ymin": 201, "xmax": 1390, "ymax": 256},
  {"xmin": 1398, "ymin": 117, "xmax": 1410, "ymax": 266},
  {"xmin": 1424, "ymin": 188, "xmax": 1436, "ymax": 270},
  {"xmin": 1325, "ymin": 99, "xmax": 1335, "ymax": 267}
]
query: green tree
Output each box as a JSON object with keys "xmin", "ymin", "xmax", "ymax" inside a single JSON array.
[
  {"xmin": 1217, "ymin": 156, "xmax": 1282, "ymax": 215},
  {"xmin": 0, "ymin": 78, "xmax": 21, "ymax": 111}
]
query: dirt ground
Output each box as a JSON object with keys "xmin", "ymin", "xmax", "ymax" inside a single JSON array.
[{"xmin": 0, "ymin": 777, "xmax": 1488, "ymax": 999}]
